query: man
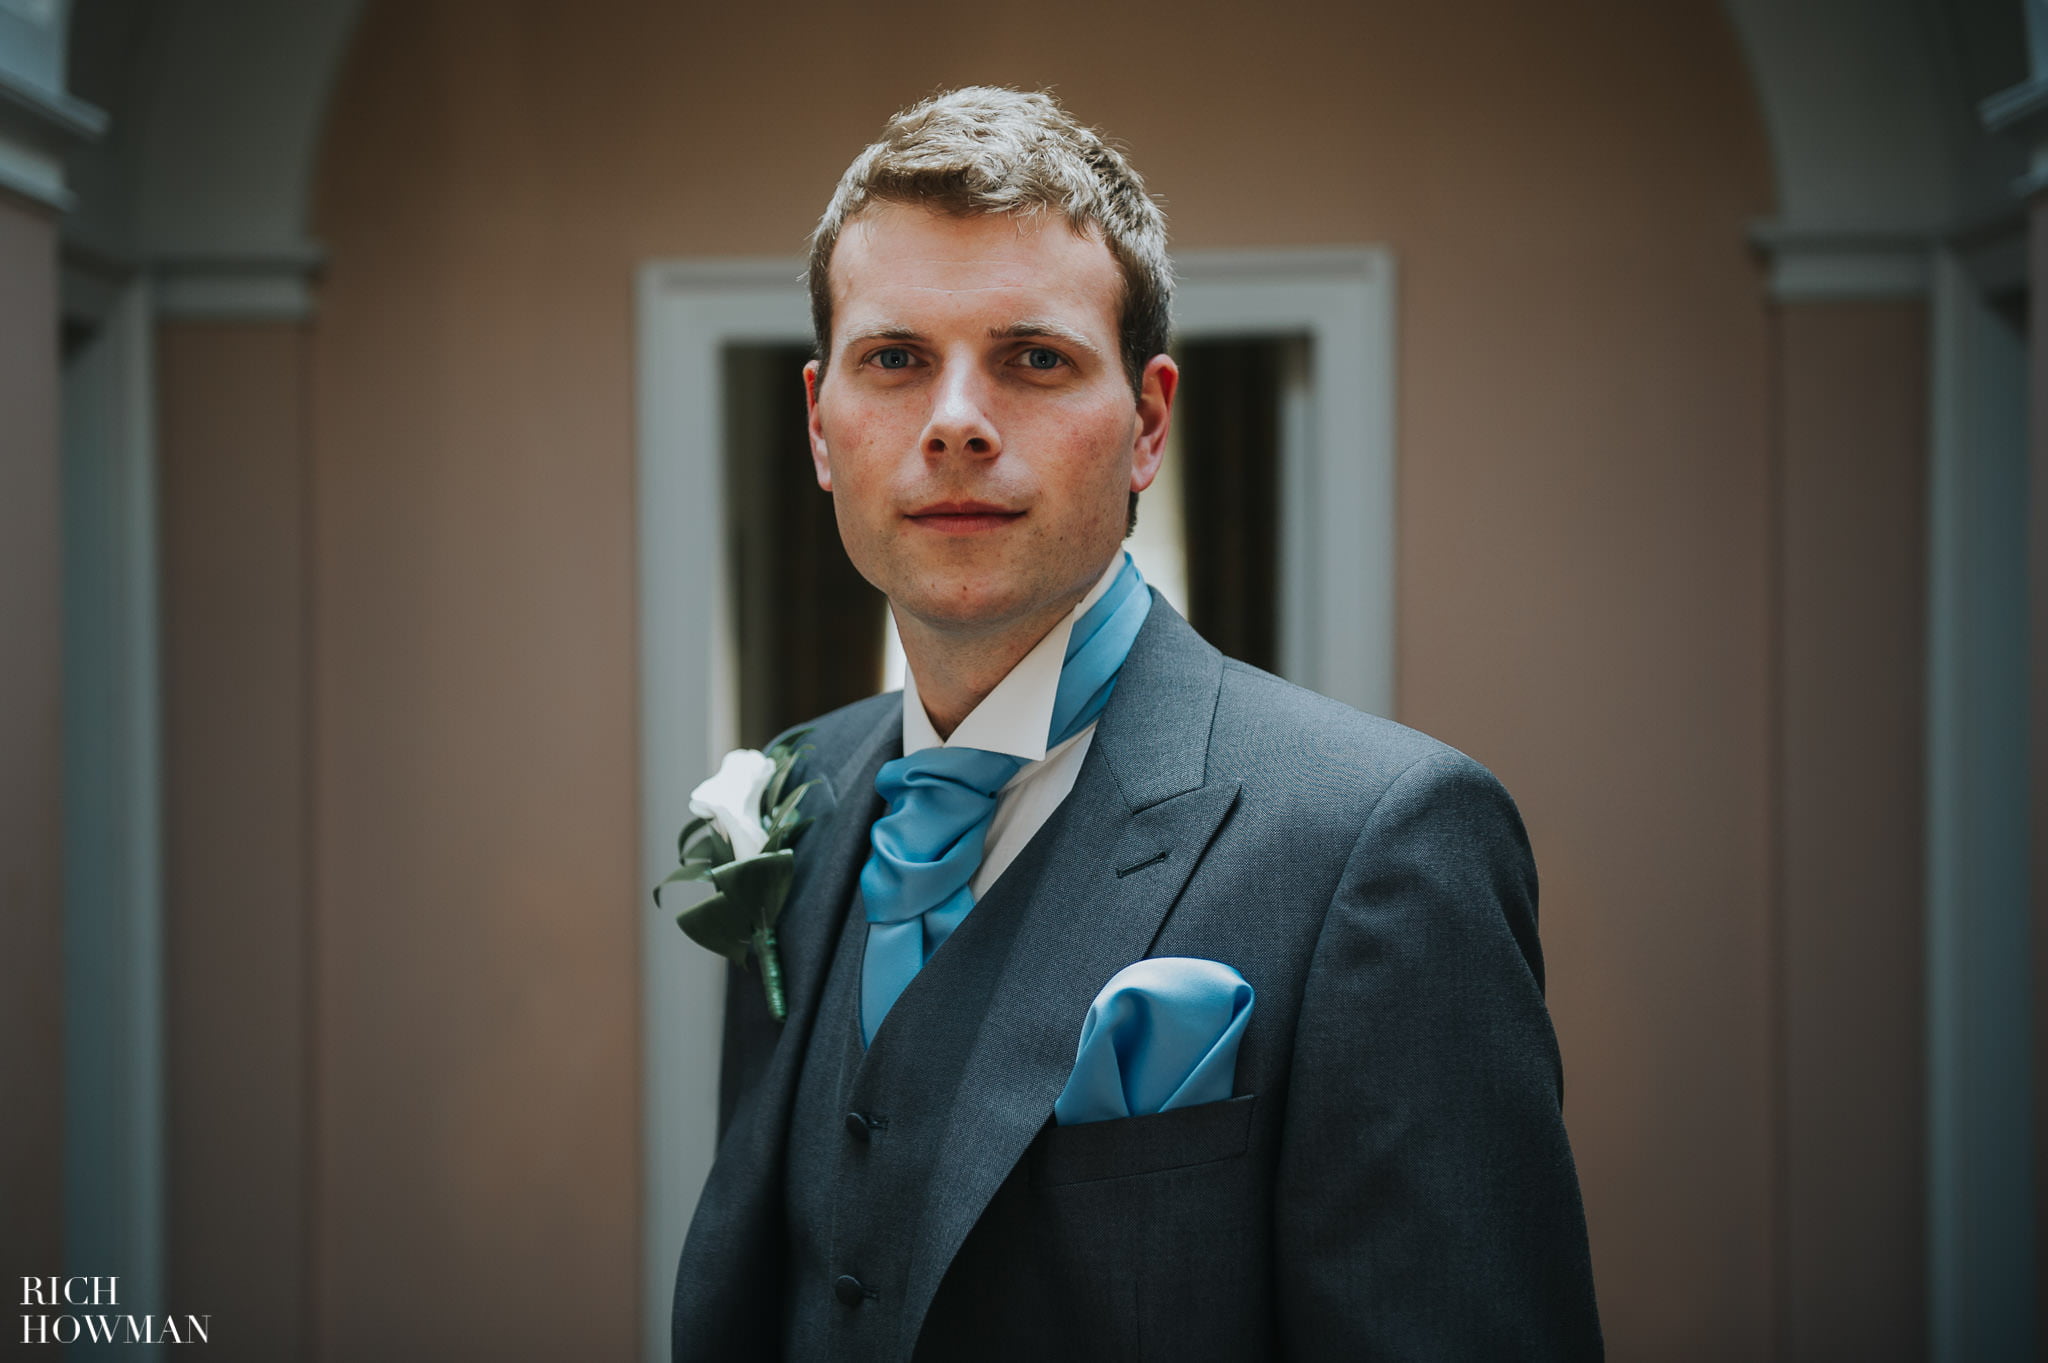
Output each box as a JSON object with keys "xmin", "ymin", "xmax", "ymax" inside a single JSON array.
[{"xmin": 673, "ymin": 87, "xmax": 1601, "ymax": 1361}]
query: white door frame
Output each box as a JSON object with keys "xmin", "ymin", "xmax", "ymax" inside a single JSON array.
[
  {"xmin": 1171, "ymin": 248, "xmax": 1397, "ymax": 713},
  {"xmin": 633, "ymin": 246, "xmax": 1396, "ymax": 1362}
]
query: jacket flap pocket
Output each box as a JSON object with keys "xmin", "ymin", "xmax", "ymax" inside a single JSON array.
[{"xmin": 1031, "ymin": 1094, "xmax": 1256, "ymax": 1188}]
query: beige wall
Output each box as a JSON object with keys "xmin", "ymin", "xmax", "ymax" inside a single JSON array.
[
  {"xmin": 1774, "ymin": 302, "xmax": 1929, "ymax": 1359},
  {"xmin": 159, "ymin": 322, "xmax": 314, "ymax": 1360},
  {"xmin": 0, "ymin": 189, "xmax": 63, "ymax": 1279},
  {"xmin": 295, "ymin": 1, "xmax": 1780, "ymax": 1355}
]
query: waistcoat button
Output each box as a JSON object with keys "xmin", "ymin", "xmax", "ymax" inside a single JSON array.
[
  {"xmin": 844, "ymin": 1111, "xmax": 871, "ymax": 1141},
  {"xmin": 834, "ymin": 1274, "xmax": 867, "ymax": 1307}
]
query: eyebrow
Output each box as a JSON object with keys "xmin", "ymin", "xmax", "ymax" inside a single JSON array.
[
  {"xmin": 990, "ymin": 320, "xmax": 1103, "ymax": 358},
  {"xmin": 841, "ymin": 326, "xmax": 923, "ymax": 346}
]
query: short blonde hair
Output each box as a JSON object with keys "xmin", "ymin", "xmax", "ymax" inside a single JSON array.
[{"xmin": 807, "ymin": 86, "xmax": 1172, "ymax": 396}]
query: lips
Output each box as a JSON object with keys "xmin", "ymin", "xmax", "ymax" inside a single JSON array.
[{"xmin": 906, "ymin": 500, "xmax": 1024, "ymax": 534}]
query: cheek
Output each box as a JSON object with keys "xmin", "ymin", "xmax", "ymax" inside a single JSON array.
[
  {"xmin": 818, "ymin": 409, "xmax": 890, "ymax": 503},
  {"xmin": 820, "ymin": 419, "xmax": 915, "ymax": 568},
  {"xmin": 1044, "ymin": 406, "xmax": 1136, "ymax": 502}
]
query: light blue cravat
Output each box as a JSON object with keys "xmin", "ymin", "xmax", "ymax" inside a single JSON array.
[{"xmin": 859, "ymin": 554, "xmax": 1151, "ymax": 1045}]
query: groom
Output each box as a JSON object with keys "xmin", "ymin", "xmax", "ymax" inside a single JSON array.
[{"xmin": 672, "ymin": 87, "xmax": 1602, "ymax": 1360}]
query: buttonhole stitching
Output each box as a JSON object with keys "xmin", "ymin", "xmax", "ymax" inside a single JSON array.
[{"xmin": 1116, "ymin": 851, "xmax": 1169, "ymax": 878}]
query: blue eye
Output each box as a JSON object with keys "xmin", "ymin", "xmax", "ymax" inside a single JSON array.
[
  {"xmin": 875, "ymin": 347, "xmax": 912, "ymax": 370},
  {"xmin": 1023, "ymin": 348, "xmax": 1063, "ymax": 370}
]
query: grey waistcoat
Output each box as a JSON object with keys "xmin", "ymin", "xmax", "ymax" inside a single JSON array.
[{"xmin": 780, "ymin": 810, "xmax": 1069, "ymax": 1360}]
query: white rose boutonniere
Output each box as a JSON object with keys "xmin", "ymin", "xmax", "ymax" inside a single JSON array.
[
  {"xmin": 690, "ymin": 748, "xmax": 776, "ymax": 862},
  {"xmin": 655, "ymin": 728, "xmax": 818, "ymax": 1020}
]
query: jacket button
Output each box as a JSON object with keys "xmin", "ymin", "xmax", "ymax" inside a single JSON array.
[
  {"xmin": 834, "ymin": 1275, "xmax": 867, "ymax": 1307},
  {"xmin": 844, "ymin": 1112, "xmax": 870, "ymax": 1141}
]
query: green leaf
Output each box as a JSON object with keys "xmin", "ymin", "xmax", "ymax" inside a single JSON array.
[
  {"xmin": 654, "ymin": 866, "xmax": 691, "ymax": 896},
  {"xmin": 762, "ymin": 728, "xmax": 815, "ymax": 811},
  {"xmin": 675, "ymin": 890, "xmax": 754, "ymax": 967},
  {"xmin": 762, "ymin": 759, "xmax": 793, "ymax": 825},
  {"xmin": 770, "ymin": 778, "xmax": 818, "ymax": 826},
  {"xmin": 698, "ymin": 827, "xmax": 733, "ymax": 866},
  {"xmin": 707, "ymin": 848, "xmax": 796, "ymax": 934},
  {"xmin": 766, "ymin": 726, "xmax": 815, "ymax": 763},
  {"xmin": 653, "ymin": 853, "xmax": 724, "ymax": 905},
  {"xmin": 675, "ymin": 815, "xmax": 710, "ymax": 863},
  {"xmin": 762, "ymin": 778, "xmax": 820, "ymax": 851},
  {"xmin": 657, "ymin": 858, "xmax": 716, "ymax": 894},
  {"xmin": 763, "ymin": 817, "xmax": 811, "ymax": 857}
]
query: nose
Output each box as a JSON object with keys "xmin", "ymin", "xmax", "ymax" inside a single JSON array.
[{"xmin": 918, "ymin": 361, "xmax": 1001, "ymax": 461}]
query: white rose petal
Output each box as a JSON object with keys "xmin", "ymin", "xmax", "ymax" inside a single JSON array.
[{"xmin": 689, "ymin": 747, "xmax": 776, "ymax": 861}]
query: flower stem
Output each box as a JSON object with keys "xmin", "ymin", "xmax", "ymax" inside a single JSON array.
[{"xmin": 754, "ymin": 928, "xmax": 786, "ymax": 1021}]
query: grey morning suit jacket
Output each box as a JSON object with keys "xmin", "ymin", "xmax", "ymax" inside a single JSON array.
[{"xmin": 672, "ymin": 593, "xmax": 1603, "ymax": 1361}]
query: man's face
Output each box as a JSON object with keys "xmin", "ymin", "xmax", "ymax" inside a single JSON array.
[{"xmin": 806, "ymin": 203, "xmax": 1174, "ymax": 642}]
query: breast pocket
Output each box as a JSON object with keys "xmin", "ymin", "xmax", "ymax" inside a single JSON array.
[{"xmin": 1029, "ymin": 1093, "xmax": 1256, "ymax": 1188}]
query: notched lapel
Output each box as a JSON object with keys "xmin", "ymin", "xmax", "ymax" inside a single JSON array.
[{"xmin": 777, "ymin": 719, "xmax": 894, "ymax": 1038}]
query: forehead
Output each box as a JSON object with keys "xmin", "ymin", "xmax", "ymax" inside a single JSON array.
[{"xmin": 828, "ymin": 203, "xmax": 1122, "ymax": 345}]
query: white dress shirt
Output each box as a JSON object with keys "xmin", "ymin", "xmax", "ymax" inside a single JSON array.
[{"xmin": 898, "ymin": 557, "xmax": 1128, "ymax": 899}]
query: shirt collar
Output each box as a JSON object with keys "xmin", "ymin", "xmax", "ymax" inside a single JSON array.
[{"xmin": 900, "ymin": 555, "xmax": 1125, "ymax": 760}]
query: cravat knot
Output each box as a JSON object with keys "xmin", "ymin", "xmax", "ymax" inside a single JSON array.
[{"xmin": 860, "ymin": 746, "xmax": 1025, "ymax": 926}]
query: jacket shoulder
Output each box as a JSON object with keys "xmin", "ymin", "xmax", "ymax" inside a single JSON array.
[{"xmin": 1211, "ymin": 658, "xmax": 1509, "ymax": 816}]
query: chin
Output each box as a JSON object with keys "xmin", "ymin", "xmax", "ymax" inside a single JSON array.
[
  {"xmin": 887, "ymin": 564, "xmax": 1042, "ymax": 631},
  {"xmin": 898, "ymin": 584, "xmax": 1026, "ymax": 632}
]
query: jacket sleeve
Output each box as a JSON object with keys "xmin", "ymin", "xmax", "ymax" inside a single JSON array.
[{"xmin": 1272, "ymin": 749, "xmax": 1604, "ymax": 1360}]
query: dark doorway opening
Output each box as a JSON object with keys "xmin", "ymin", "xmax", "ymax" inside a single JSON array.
[
  {"xmin": 1172, "ymin": 336, "xmax": 1297, "ymax": 676},
  {"xmin": 723, "ymin": 344, "xmax": 887, "ymax": 751}
]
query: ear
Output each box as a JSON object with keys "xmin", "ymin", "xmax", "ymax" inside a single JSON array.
[
  {"xmin": 1129, "ymin": 353, "xmax": 1177, "ymax": 493},
  {"xmin": 804, "ymin": 359, "xmax": 831, "ymax": 491}
]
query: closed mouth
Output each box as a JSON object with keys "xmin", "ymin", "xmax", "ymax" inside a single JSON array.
[
  {"xmin": 906, "ymin": 501, "xmax": 1025, "ymax": 533},
  {"xmin": 908, "ymin": 501, "xmax": 1021, "ymax": 518}
]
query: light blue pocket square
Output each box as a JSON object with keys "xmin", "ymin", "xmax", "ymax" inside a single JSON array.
[{"xmin": 1052, "ymin": 957, "xmax": 1254, "ymax": 1126}]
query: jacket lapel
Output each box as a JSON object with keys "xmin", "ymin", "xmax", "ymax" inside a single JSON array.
[
  {"xmin": 673, "ymin": 703, "xmax": 898, "ymax": 1357},
  {"xmin": 777, "ymin": 716, "xmax": 897, "ymax": 1034},
  {"xmin": 897, "ymin": 596, "xmax": 1238, "ymax": 1347}
]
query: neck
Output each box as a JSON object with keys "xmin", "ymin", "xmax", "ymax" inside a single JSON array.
[{"xmin": 895, "ymin": 592, "xmax": 1087, "ymax": 740}]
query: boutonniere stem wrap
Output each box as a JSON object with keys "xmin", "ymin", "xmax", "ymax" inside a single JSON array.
[{"xmin": 656, "ymin": 730, "xmax": 817, "ymax": 1020}]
